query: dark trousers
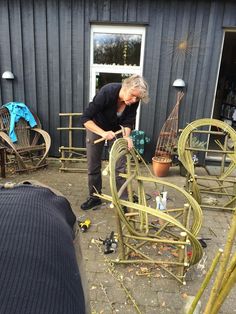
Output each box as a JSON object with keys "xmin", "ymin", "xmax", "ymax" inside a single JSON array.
[{"xmin": 86, "ymin": 130, "xmax": 127, "ymax": 199}]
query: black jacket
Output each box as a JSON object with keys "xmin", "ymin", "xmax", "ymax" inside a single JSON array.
[{"xmin": 81, "ymin": 83, "xmax": 139, "ymax": 132}]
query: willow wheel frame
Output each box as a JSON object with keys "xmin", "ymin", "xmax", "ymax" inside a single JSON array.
[
  {"xmin": 96, "ymin": 138, "xmax": 203, "ymax": 284},
  {"xmin": 178, "ymin": 118, "xmax": 236, "ymax": 210}
]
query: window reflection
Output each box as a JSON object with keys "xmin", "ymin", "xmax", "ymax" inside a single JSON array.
[
  {"xmin": 96, "ymin": 73, "xmax": 130, "ymax": 91},
  {"xmin": 93, "ymin": 33, "xmax": 141, "ymax": 66}
]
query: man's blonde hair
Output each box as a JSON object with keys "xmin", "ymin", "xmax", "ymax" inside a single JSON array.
[{"xmin": 122, "ymin": 74, "xmax": 149, "ymax": 103}]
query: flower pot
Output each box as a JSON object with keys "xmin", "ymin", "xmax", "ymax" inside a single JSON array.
[
  {"xmin": 152, "ymin": 157, "xmax": 172, "ymax": 177},
  {"xmin": 156, "ymin": 150, "xmax": 171, "ymax": 158}
]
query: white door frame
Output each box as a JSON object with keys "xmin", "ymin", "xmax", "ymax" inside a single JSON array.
[{"xmin": 90, "ymin": 24, "xmax": 146, "ymax": 130}]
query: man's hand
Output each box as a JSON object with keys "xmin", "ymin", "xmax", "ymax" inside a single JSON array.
[
  {"xmin": 101, "ymin": 130, "xmax": 116, "ymax": 141},
  {"xmin": 124, "ymin": 136, "xmax": 133, "ymax": 150}
]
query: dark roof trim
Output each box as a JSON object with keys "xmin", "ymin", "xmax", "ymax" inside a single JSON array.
[{"xmin": 89, "ymin": 21, "xmax": 149, "ymax": 26}]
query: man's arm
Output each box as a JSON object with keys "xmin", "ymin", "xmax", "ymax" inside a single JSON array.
[
  {"xmin": 121, "ymin": 126, "xmax": 133, "ymax": 150},
  {"xmin": 84, "ymin": 120, "xmax": 116, "ymax": 141}
]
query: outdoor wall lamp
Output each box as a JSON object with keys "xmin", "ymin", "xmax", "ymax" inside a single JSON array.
[
  {"xmin": 2, "ymin": 71, "xmax": 14, "ymax": 80},
  {"xmin": 172, "ymin": 78, "xmax": 186, "ymax": 89}
]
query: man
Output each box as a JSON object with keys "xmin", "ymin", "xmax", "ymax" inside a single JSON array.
[{"xmin": 80, "ymin": 74, "xmax": 149, "ymax": 210}]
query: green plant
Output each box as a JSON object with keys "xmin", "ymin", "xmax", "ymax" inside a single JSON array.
[{"xmin": 191, "ymin": 136, "xmax": 207, "ymax": 149}]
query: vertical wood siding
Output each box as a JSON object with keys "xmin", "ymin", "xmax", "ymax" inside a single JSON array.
[{"xmin": 0, "ymin": 0, "xmax": 236, "ymax": 158}]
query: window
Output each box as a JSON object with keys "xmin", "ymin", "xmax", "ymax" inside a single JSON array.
[
  {"xmin": 90, "ymin": 25, "xmax": 146, "ymax": 129},
  {"xmin": 93, "ymin": 33, "xmax": 142, "ymax": 66}
]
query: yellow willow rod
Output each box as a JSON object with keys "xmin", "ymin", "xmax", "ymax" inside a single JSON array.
[
  {"xmin": 188, "ymin": 249, "xmax": 223, "ymax": 314},
  {"xmin": 211, "ymin": 265, "xmax": 236, "ymax": 313},
  {"xmin": 203, "ymin": 207, "xmax": 236, "ymax": 314}
]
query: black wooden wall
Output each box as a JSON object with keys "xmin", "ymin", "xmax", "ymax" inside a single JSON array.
[{"xmin": 0, "ymin": 0, "xmax": 236, "ymax": 159}]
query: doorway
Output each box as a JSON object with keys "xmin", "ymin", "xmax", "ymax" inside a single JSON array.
[
  {"xmin": 90, "ymin": 24, "xmax": 146, "ymax": 130},
  {"xmin": 208, "ymin": 31, "xmax": 236, "ymax": 160}
]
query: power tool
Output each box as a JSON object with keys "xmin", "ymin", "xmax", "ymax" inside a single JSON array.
[
  {"xmin": 78, "ymin": 219, "xmax": 91, "ymax": 232},
  {"xmin": 100, "ymin": 231, "xmax": 118, "ymax": 254}
]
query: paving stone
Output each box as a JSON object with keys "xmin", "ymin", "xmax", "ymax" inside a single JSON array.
[
  {"xmin": 150, "ymin": 277, "xmax": 179, "ymax": 293},
  {"xmin": 86, "ymin": 260, "xmax": 109, "ymax": 272},
  {"xmin": 114, "ymin": 303, "xmax": 145, "ymax": 313},
  {"xmin": 157, "ymin": 291, "xmax": 183, "ymax": 309},
  {"xmin": 90, "ymin": 301, "xmax": 114, "ymax": 313},
  {"xmin": 145, "ymin": 306, "xmax": 172, "ymax": 314},
  {"xmin": 132, "ymin": 285, "xmax": 159, "ymax": 307}
]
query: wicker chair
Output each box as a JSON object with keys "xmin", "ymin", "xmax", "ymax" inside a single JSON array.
[{"xmin": 0, "ymin": 106, "xmax": 51, "ymax": 173}]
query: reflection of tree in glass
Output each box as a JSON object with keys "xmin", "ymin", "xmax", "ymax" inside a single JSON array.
[{"xmin": 93, "ymin": 33, "xmax": 141, "ymax": 66}]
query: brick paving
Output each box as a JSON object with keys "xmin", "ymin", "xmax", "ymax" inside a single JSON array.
[{"xmin": 1, "ymin": 160, "xmax": 236, "ymax": 314}]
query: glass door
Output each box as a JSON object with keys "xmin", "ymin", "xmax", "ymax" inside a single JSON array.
[{"xmin": 90, "ymin": 25, "xmax": 146, "ymax": 129}]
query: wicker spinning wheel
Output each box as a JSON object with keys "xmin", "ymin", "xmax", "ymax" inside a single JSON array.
[
  {"xmin": 178, "ymin": 118, "xmax": 236, "ymax": 210},
  {"xmin": 96, "ymin": 138, "xmax": 203, "ymax": 284}
]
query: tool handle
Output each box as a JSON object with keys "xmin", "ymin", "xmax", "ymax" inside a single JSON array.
[{"xmin": 94, "ymin": 129, "xmax": 123, "ymax": 144}]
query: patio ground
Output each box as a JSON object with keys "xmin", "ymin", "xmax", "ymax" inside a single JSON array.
[{"xmin": 1, "ymin": 160, "xmax": 236, "ymax": 314}]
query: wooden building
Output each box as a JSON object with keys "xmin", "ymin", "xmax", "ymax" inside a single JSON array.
[{"xmin": 0, "ymin": 0, "xmax": 236, "ymax": 160}]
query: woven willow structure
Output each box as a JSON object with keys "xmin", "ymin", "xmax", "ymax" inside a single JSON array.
[
  {"xmin": 155, "ymin": 91, "xmax": 184, "ymax": 159},
  {"xmin": 95, "ymin": 138, "xmax": 203, "ymax": 284},
  {"xmin": 178, "ymin": 118, "xmax": 236, "ymax": 210}
]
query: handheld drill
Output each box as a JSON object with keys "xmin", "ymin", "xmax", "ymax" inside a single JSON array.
[
  {"xmin": 101, "ymin": 231, "xmax": 118, "ymax": 254},
  {"xmin": 78, "ymin": 219, "xmax": 91, "ymax": 232}
]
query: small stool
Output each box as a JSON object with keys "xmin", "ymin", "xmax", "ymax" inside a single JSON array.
[{"xmin": 0, "ymin": 147, "xmax": 6, "ymax": 178}]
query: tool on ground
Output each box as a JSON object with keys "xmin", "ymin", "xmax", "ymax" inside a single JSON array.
[
  {"xmin": 78, "ymin": 219, "xmax": 91, "ymax": 232},
  {"xmin": 94, "ymin": 129, "xmax": 123, "ymax": 144},
  {"xmin": 99, "ymin": 231, "xmax": 118, "ymax": 254},
  {"xmin": 197, "ymin": 237, "xmax": 211, "ymax": 248}
]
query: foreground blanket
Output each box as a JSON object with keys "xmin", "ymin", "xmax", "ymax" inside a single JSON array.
[{"xmin": 0, "ymin": 182, "xmax": 85, "ymax": 314}]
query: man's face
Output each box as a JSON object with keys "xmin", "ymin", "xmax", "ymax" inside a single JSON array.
[{"xmin": 123, "ymin": 88, "xmax": 141, "ymax": 105}]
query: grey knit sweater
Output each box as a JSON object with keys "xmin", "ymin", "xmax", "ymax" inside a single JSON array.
[{"xmin": 0, "ymin": 184, "xmax": 85, "ymax": 314}]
